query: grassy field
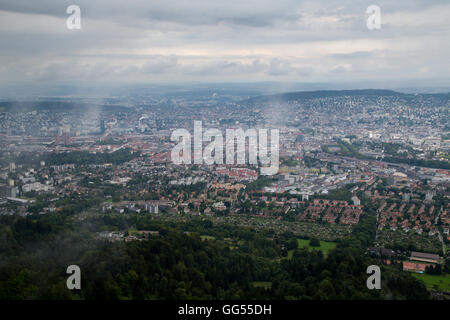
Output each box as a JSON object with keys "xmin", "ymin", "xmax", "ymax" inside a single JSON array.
[
  {"xmin": 411, "ymin": 273, "xmax": 450, "ymax": 292},
  {"xmin": 287, "ymin": 250, "xmax": 294, "ymax": 259},
  {"xmin": 297, "ymin": 239, "xmax": 337, "ymax": 255},
  {"xmin": 200, "ymin": 235, "xmax": 216, "ymax": 241},
  {"xmin": 252, "ymin": 281, "xmax": 272, "ymax": 289}
]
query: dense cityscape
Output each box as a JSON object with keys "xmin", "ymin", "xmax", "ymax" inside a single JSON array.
[{"xmin": 0, "ymin": 89, "xmax": 449, "ymax": 300}]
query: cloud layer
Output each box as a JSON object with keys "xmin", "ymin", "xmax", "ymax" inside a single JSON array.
[{"xmin": 0, "ymin": 0, "xmax": 449, "ymax": 84}]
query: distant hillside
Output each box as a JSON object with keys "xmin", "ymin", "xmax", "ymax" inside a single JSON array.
[
  {"xmin": 0, "ymin": 101, "xmax": 130, "ymax": 113},
  {"xmin": 242, "ymin": 89, "xmax": 416, "ymax": 104}
]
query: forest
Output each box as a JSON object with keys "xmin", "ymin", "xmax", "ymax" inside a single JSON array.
[{"xmin": 0, "ymin": 208, "xmax": 431, "ymax": 300}]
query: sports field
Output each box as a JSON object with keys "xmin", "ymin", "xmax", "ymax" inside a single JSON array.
[
  {"xmin": 297, "ymin": 239, "xmax": 337, "ymax": 255},
  {"xmin": 411, "ymin": 273, "xmax": 450, "ymax": 291}
]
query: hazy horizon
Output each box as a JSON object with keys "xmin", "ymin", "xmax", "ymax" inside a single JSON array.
[{"xmin": 1, "ymin": 80, "xmax": 450, "ymax": 100}]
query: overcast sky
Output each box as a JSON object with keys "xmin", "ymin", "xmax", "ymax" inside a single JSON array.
[{"xmin": 0, "ymin": 0, "xmax": 449, "ymax": 86}]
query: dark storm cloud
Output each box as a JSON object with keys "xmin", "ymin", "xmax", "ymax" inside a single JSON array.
[{"xmin": 0, "ymin": 0, "xmax": 301, "ymax": 27}]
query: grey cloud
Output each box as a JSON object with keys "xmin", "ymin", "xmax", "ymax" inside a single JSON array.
[
  {"xmin": 0, "ymin": 0, "xmax": 449, "ymax": 84},
  {"xmin": 183, "ymin": 59, "xmax": 269, "ymax": 76},
  {"xmin": 267, "ymin": 59, "xmax": 292, "ymax": 76},
  {"xmin": 141, "ymin": 55, "xmax": 178, "ymax": 74},
  {"xmin": 296, "ymin": 67, "xmax": 314, "ymax": 76},
  {"xmin": 329, "ymin": 66, "xmax": 350, "ymax": 74},
  {"xmin": 0, "ymin": 0, "xmax": 302, "ymax": 27},
  {"xmin": 330, "ymin": 51, "xmax": 379, "ymax": 59}
]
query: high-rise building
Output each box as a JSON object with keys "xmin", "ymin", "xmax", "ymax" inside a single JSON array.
[
  {"xmin": 9, "ymin": 186, "xmax": 18, "ymax": 198},
  {"xmin": 402, "ymin": 193, "xmax": 410, "ymax": 202},
  {"xmin": 425, "ymin": 190, "xmax": 434, "ymax": 201},
  {"xmin": 146, "ymin": 203, "xmax": 159, "ymax": 214},
  {"xmin": 55, "ymin": 132, "xmax": 71, "ymax": 145},
  {"xmin": 100, "ymin": 119, "xmax": 106, "ymax": 134}
]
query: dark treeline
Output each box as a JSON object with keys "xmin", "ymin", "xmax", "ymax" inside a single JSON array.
[
  {"xmin": 0, "ymin": 208, "xmax": 430, "ymax": 300},
  {"xmin": 244, "ymin": 89, "xmax": 409, "ymax": 105},
  {"xmin": 46, "ymin": 149, "xmax": 137, "ymax": 166},
  {"xmin": 323, "ymin": 140, "xmax": 450, "ymax": 170},
  {"xmin": 382, "ymin": 156, "xmax": 450, "ymax": 170}
]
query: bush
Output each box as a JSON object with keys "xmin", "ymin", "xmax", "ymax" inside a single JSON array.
[{"xmin": 309, "ymin": 238, "xmax": 320, "ymax": 247}]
